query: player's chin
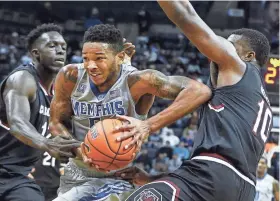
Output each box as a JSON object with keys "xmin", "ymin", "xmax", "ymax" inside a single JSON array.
[{"xmin": 50, "ymin": 65, "xmax": 64, "ymax": 72}]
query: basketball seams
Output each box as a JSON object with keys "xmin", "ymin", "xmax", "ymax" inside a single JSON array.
[
  {"xmin": 85, "ymin": 129, "xmax": 133, "ymax": 161},
  {"xmin": 107, "ymin": 119, "xmax": 123, "ymax": 169},
  {"xmin": 86, "ymin": 133, "xmax": 115, "ymax": 159}
]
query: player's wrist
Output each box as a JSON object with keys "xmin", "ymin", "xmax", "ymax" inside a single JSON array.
[{"xmin": 39, "ymin": 138, "xmax": 49, "ymax": 152}]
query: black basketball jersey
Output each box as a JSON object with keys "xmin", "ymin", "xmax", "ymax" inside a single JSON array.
[
  {"xmin": 0, "ymin": 64, "xmax": 60, "ymax": 181},
  {"xmin": 190, "ymin": 62, "xmax": 273, "ymax": 183}
]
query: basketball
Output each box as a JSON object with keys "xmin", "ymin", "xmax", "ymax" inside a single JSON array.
[{"xmin": 83, "ymin": 119, "xmax": 137, "ymax": 171}]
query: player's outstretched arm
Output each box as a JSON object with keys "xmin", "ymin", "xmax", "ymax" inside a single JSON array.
[
  {"xmin": 49, "ymin": 64, "xmax": 77, "ymax": 139},
  {"xmin": 157, "ymin": 0, "xmax": 245, "ymax": 71},
  {"xmin": 115, "ymin": 69, "xmax": 211, "ymax": 150},
  {"xmin": 3, "ymin": 71, "xmax": 80, "ymax": 161}
]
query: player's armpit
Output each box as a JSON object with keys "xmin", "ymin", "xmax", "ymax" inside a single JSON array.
[
  {"xmin": 157, "ymin": 0, "xmax": 244, "ymax": 71},
  {"xmin": 273, "ymin": 180, "xmax": 279, "ymax": 201},
  {"xmin": 49, "ymin": 64, "xmax": 78, "ymax": 139}
]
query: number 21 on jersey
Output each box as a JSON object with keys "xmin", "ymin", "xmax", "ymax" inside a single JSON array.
[
  {"xmin": 41, "ymin": 122, "xmax": 56, "ymax": 167},
  {"xmin": 253, "ymin": 100, "xmax": 272, "ymax": 143}
]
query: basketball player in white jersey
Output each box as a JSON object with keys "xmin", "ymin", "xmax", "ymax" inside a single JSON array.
[
  {"xmin": 49, "ymin": 24, "xmax": 211, "ymax": 201},
  {"xmin": 255, "ymin": 157, "xmax": 279, "ymax": 201}
]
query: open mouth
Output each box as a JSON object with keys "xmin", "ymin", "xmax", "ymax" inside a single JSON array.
[
  {"xmin": 55, "ymin": 58, "xmax": 65, "ymax": 62},
  {"xmin": 89, "ymin": 73, "xmax": 101, "ymax": 77}
]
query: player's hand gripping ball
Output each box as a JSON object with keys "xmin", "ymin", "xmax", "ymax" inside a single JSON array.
[{"xmin": 82, "ymin": 119, "xmax": 137, "ymax": 171}]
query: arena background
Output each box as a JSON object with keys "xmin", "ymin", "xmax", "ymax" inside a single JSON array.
[{"xmin": 0, "ymin": 0, "xmax": 279, "ymax": 199}]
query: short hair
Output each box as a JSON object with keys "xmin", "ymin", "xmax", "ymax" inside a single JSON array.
[
  {"xmin": 230, "ymin": 28, "xmax": 270, "ymax": 67},
  {"xmin": 260, "ymin": 156, "xmax": 268, "ymax": 164},
  {"xmin": 26, "ymin": 23, "xmax": 63, "ymax": 51},
  {"xmin": 83, "ymin": 24, "xmax": 123, "ymax": 53}
]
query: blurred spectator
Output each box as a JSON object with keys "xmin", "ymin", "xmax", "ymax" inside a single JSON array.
[
  {"xmin": 70, "ymin": 50, "xmax": 83, "ymax": 63},
  {"xmin": 168, "ymin": 153, "xmax": 182, "ymax": 172},
  {"xmin": 134, "ymin": 148, "xmax": 152, "ymax": 172},
  {"xmin": 20, "ymin": 52, "xmax": 32, "ymax": 65},
  {"xmin": 265, "ymin": 132, "xmax": 279, "ymax": 154},
  {"xmin": 85, "ymin": 7, "xmax": 102, "ymax": 29},
  {"xmin": 137, "ymin": 5, "xmax": 151, "ymax": 35},
  {"xmin": 157, "ymin": 141, "xmax": 173, "ymax": 160},
  {"xmin": 255, "ymin": 157, "xmax": 279, "ymax": 201},
  {"xmin": 173, "ymin": 142, "xmax": 190, "ymax": 160}
]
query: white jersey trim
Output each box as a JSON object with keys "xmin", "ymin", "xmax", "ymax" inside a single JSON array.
[
  {"xmin": 192, "ymin": 156, "xmax": 256, "ymax": 187},
  {"xmin": 0, "ymin": 120, "xmax": 10, "ymax": 130}
]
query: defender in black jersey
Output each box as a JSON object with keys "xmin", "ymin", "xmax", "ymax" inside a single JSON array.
[
  {"xmin": 0, "ymin": 24, "xmax": 80, "ymax": 201},
  {"xmin": 112, "ymin": 1, "xmax": 273, "ymax": 201}
]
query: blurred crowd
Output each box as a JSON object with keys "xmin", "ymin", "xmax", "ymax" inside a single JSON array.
[{"xmin": 0, "ymin": 0, "xmax": 279, "ymax": 192}]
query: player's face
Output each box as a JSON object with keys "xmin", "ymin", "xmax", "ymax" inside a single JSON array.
[
  {"xmin": 257, "ymin": 158, "xmax": 268, "ymax": 174},
  {"xmin": 82, "ymin": 42, "xmax": 124, "ymax": 88},
  {"xmin": 227, "ymin": 34, "xmax": 256, "ymax": 63},
  {"xmin": 33, "ymin": 31, "xmax": 67, "ymax": 73}
]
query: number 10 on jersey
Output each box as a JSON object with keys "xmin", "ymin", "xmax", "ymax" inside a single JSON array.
[{"xmin": 253, "ymin": 100, "xmax": 272, "ymax": 143}]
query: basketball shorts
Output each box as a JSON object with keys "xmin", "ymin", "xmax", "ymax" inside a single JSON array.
[
  {"xmin": 53, "ymin": 159, "xmax": 134, "ymax": 201},
  {"xmin": 0, "ymin": 168, "xmax": 44, "ymax": 201},
  {"xmin": 126, "ymin": 156, "xmax": 256, "ymax": 201}
]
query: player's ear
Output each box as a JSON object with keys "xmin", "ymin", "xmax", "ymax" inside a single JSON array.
[
  {"xmin": 243, "ymin": 51, "xmax": 256, "ymax": 62},
  {"xmin": 31, "ymin": 48, "xmax": 40, "ymax": 61}
]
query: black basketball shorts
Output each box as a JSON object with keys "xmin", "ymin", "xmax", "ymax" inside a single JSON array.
[{"xmin": 126, "ymin": 156, "xmax": 256, "ymax": 201}]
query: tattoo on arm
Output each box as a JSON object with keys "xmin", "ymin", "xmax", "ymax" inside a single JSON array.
[
  {"xmin": 63, "ymin": 69, "xmax": 77, "ymax": 83},
  {"xmin": 129, "ymin": 70, "xmax": 189, "ymax": 100}
]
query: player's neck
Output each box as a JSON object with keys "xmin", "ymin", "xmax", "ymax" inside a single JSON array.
[
  {"xmin": 35, "ymin": 64, "xmax": 57, "ymax": 94},
  {"xmin": 257, "ymin": 171, "xmax": 266, "ymax": 179},
  {"xmin": 97, "ymin": 67, "xmax": 121, "ymax": 93}
]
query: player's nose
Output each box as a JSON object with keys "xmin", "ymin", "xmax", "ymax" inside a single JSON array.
[{"xmin": 87, "ymin": 61, "xmax": 98, "ymax": 69}]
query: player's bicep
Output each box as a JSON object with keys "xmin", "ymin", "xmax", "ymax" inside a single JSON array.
[
  {"xmin": 3, "ymin": 72, "xmax": 37, "ymax": 126},
  {"xmin": 158, "ymin": 1, "xmax": 241, "ymax": 67},
  {"xmin": 131, "ymin": 69, "xmax": 193, "ymax": 100}
]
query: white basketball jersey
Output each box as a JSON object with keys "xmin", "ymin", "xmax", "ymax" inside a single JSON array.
[
  {"xmin": 70, "ymin": 63, "xmax": 146, "ymax": 141},
  {"xmin": 255, "ymin": 174, "xmax": 274, "ymax": 201}
]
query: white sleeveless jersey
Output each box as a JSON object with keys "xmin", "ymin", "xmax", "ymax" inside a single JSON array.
[
  {"xmin": 255, "ymin": 174, "xmax": 275, "ymax": 201},
  {"xmin": 71, "ymin": 63, "xmax": 146, "ymax": 141}
]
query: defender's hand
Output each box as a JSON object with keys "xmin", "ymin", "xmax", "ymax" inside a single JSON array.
[
  {"xmin": 123, "ymin": 38, "xmax": 136, "ymax": 58},
  {"xmin": 45, "ymin": 136, "xmax": 81, "ymax": 163},
  {"xmin": 113, "ymin": 166, "xmax": 152, "ymax": 186},
  {"xmin": 114, "ymin": 115, "xmax": 150, "ymax": 153}
]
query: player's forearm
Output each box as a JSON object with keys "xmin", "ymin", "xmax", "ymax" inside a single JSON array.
[
  {"xmin": 149, "ymin": 172, "xmax": 170, "ymax": 181},
  {"xmin": 146, "ymin": 82, "xmax": 211, "ymax": 133},
  {"xmin": 49, "ymin": 121, "xmax": 73, "ymax": 139},
  {"xmin": 157, "ymin": 1, "xmax": 195, "ymax": 28},
  {"xmin": 9, "ymin": 119, "xmax": 48, "ymax": 150}
]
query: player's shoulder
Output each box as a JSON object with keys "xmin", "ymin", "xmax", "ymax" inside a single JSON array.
[
  {"xmin": 6, "ymin": 70, "xmax": 37, "ymax": 91},
  {"xmin": 61, "ymin": 63, "xmax": 81, "ymax": 75}
]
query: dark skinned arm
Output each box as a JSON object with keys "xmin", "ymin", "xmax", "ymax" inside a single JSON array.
[
  {"xmin": 157, "ymin": 1, "xmax": 245, "ymax": 73},
  {"xmin": 116, "ymin": 69, "xmax": 211, "ymax": 150},
  {"xmin": 131, "ymin": 69, "xmax": 211, "ymax": 132},
  {"xmin": 3, "ymin": 71, "xmax": 80, "ymax": 161}
]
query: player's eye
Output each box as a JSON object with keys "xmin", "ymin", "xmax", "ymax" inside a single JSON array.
[{"xmin": 96, "ymin": 57, "xmax": 106, "ymax": 60}]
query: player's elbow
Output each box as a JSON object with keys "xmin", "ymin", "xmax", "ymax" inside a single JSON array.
[{"xmin": 190, "ymin": 81, "xmax": 212, "ymax": 102}]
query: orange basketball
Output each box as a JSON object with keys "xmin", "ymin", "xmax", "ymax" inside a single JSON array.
[{"xmin": 83, "ymin": 119, "xmax": 137, "ymax": 171}]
